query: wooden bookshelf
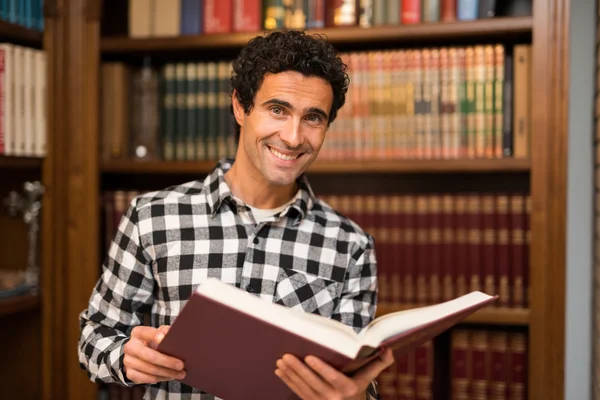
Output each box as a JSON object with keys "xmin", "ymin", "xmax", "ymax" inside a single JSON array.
[
  {"xmin": 0, "ymin": 293, "xmax": 40, "ymax": 318},
  {"xmin": 100, "ymin": 16, "xmax": 532, "ymax": 55},
  {"xmin": 101, "ymin": 158, "xmax": 531, "ymax": 175},
  {"xmin": 0, "ymin": 156, "xmax": 44, "ymax": 169},
  {"xmin": 376, "ymin": 305, "xmax": 530, "ymax": 326},
  {"xmin": 0, "ymin": 20, "xmax": 43, "ymax": 48}
]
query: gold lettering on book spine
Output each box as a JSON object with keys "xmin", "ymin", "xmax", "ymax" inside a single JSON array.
[
  {"xmin": 416, "ymin": 196, "xmax": 428, "ymax": 305},
  {"xmin": 496, "ymin": 195, "xmax": 509, "ymax": 306},
  {"xmin": 390, "ymin": 195, "xmax": 402, "ymax": 305},
  {"xmin": 403, "ymin": 196, "xmax": 414, "ymax": 305},
  {"xmin": 455, "ymin": 195, "xmax": 467, "ymax": 296},
  {"xmin": 442, "ymin": 195, "xmax": 454, "ymax": 301},
  {"xmin": 429, "ymin": 196, "xmax": 441, "ymax": 304}
]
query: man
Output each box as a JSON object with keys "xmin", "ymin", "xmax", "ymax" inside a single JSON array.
[{"xmin": 78, "ymin": 30, "xmax": 393, "ymax": 399}]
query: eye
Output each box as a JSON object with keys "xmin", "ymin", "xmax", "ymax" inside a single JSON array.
[
  {"xmin": 305, "ymin": 114, "xmax": 323, "ymax": 123},
  {"xmin": 270, "ymin": 106, "xmax": 283, "ymax": 115}
]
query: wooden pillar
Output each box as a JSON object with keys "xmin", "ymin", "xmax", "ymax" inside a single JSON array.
[
  {"xmin": 529, "ymin": 0, "xmax": 570, "ymax": 399},
  {"xmin": 42, "ymin": 0, "xmax": 101, "ymax": 398}
]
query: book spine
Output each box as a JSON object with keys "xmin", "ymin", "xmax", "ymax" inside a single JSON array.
[
  {"xmin": 441, "ymin": 0, "xmax": 456, "ymax": 20},
  {"xmin": 233, "ymin": 0, "xmax": 261, "ymax": 32},
  {"xmin": 401, "ymin": 0, "xmax": 421, "ymax": 24}
]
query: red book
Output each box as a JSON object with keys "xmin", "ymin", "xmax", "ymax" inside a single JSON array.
[
  {"xmin": 203, "ymin": 0, "xmax": 233, "ymax": 33},
  {"xmin": 401, "ymin": 0, "xmax": 421, "ymax": 24},
  {"xmin": 233, "ymin": 0, "xmax": 261, "ymax": 32},
  {"xmin": 158, "ymin": 278, "xmax": 497, "ymax": 399}
]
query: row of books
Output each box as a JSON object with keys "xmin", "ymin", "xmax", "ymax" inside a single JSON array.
[
  {"xmin": 0, "ymin": 0, "xmax": 44, "ymax": 31},
  {"xmin": 321, "ymin": 192, "xmax": 530, "ymax": 308},
  {"xmin": 103, "ymin": 190, "xmax": 530, "ymax": 309},
  {"xmin": 0, "ymin": 43, "xmax": 47, "ymax": 157},
  {"xmin": 100, "ymin": 43, "xmax": 530, "ymax": 163},
  {"xmin": 379, "ymin": 327, "xmax": 528, "ymax": 400},
  {"xmin": 127, "ymin": 0, "xmax": 530, "ymax": 37},
  {"xmin": 322, "ymin": 44, "xmax": 530, "ymax": 161}
]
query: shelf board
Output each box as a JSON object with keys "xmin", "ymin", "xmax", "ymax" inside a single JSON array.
[
  {"xmin": 101, "ymin": 17, "xmax": 532, "ymax": 55},
  {"xmin": 0, "ymin": 20, "xmax": 43, "ymax": 48},
  {"xmin": 101, "ymin": 158, "xmax": 530, "ymax": 175},
  {"xmin": 0, "ymin": 156, "xmax": 44, "ymax": 169},
  {"xmin": 0, "ymin": 293, "xmax": 40, "ymax": 318},
  {"xmin": 376, "ymin": 304, "xmax": 530, "ymax": 326}
]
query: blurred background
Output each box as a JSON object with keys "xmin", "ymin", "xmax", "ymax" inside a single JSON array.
[{"xmin": 0, "ymin": 0, "xmax": 595, "ymax": 399}]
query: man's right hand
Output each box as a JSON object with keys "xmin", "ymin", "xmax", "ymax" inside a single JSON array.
[{"xmin": 123, "ymin": 325, "xmax": 186, "ymax": 384}]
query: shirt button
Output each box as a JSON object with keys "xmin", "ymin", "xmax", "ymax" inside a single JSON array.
[
  {"xmin": 253, "ymin": 237, "xmax": 259, "ymax": 244},
  {"xmin": 247, "ymin": 285, "xmax": 255, "ymax": 293}
]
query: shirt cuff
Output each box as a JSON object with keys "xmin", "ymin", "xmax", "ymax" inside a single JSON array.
[
  {"xmin": 366, "ymin": 379, "xmax": 378, "ymax": 399},
  {"xmin": 109, "ymin": 337, "xmax": 136, "ymax": 386}
]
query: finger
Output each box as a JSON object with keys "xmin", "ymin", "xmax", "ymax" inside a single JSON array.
[
  {"xmin": 124, "ymin": 353, "xmax": 186, "ymax": 381},
  {"xmin": 352, "ymin": 348, "xmax": 395, "ymax": 385},
  {"xmin": 275, "ymin": 363, "xmax": 318, "ymax": 400},
  {"xmin": 131, "ymin": 326, "xmax": 163, "ymax": 343},
  {"xmin": 149, "ymin": 326, "xmax": 171, "ymax": 350},
  {"xmin": 304, "ymin": 355, "xmax": 357, "ymax": 395},
  {"xmin": 125, "ymin": 367, "xmax": 172, "ymax": 385},
  {"xmin": 125, "ymin": 338, "xmax": 185, "ymax": 372},
  {"xmin": 280, "ymin": 354, "xmax": 335, "ymax": 395}
]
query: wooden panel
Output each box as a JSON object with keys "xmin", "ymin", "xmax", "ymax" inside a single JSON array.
[
  {"xmin": 41, "ymin": 0, "xmax": 66, "ymax": 398},
  {"xmin": 100, "ymin": 17, "xmax": 533, "ymax": 55},
  {"xmin": 0, "ymin": 19, "xmax": 44, "ymax": 48},
  {"xmin": 0, "ymin": 293, "xmax": 41, "ymax": 317},
  {"xmin": 0, "ymin": 309, "xmax": 42, "ymax": 400},
  {"xmin": 528, "ymin": 0, "xmax": 569, "ymax": 399},
  {"xmin": 0, "ymin": 156, "xmax": 44, "ymax": 169}
]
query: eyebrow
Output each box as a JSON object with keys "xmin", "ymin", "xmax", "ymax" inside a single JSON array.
[{"xmin": 262, "ymin": 98, "xmax": 329, "ymax": 120}]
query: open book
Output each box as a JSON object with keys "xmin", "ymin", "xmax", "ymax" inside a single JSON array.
[{"xmin": 158, "ymin": 278, "xmax": 497, "ymax": 400}]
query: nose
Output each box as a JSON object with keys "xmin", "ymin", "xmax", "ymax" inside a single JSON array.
[{"xmin": 279, "ymin": 119, "xmax": 303, "ymax": 149}]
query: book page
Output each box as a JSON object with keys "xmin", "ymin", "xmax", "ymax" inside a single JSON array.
[{"xmin": 358, "ymin": 291, "xmax": 495, "ymax": 348}]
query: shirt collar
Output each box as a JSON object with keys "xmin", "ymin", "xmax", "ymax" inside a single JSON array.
[{"xmin": 203, "ymin": 158, "xmax": 315, "ymax": 224}]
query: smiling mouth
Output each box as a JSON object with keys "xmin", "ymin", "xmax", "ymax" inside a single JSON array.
[{"xmin": 268, "ymin": 146, "xmax": 303, "ymax": 161}]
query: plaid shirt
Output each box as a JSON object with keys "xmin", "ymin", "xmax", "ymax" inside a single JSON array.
[{"xmin": 78, "ymin": 158, "xmax": 380, "ymax": 399}]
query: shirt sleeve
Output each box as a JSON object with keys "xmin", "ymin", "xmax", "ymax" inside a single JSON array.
[
  {"xmin": 78, "ymin": 198, "xmax": 155, "ymax": 386},
  {"xmin": 330, "ymin": 234, "xmax": 380, "ymax": 398}
]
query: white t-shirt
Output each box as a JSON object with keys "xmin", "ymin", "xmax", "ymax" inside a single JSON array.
[{"xmin": 236, "ymin": 194, "xmax": 298, "ymax": 224}]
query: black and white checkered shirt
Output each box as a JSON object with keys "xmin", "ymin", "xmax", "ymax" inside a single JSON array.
[{"xmin": 78, "ymin": 158, "xmax": 380, "ymax": 399}]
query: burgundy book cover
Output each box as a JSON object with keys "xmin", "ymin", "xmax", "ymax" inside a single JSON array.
[
  {"xmin": 469, "ymin": 330, "xmax": 489, "ymax": 399},
  {"xmin": 467, "ymin": 194, "xmax": 482, "ymax": 293},
  {"xmin": 441, "ymin": 194, "xmax": 455, "ymax": 302},
  {"xmin": 490, "ymin": 331, "xmax": 508, "ymax": 399},
  {"xmin": 376, "ymin": 195, "xmax": 390, "ymax": 305},
  {"xmin": 416, "ymin": 195, "xmax": 429, "ymax": 306},
  {"xmin": 428, "ymin": 195, "xmax": 442, "ymax": 305},
  {"xmin": 509, "ymin": 194, "xmax": 525, "ymax": 308},
  {"xmin": 157, "ymin": 284, "xmax": 497, "ymax": 399},
  {"xmin": 454, "ymin": 194, "xmax": 468, "ymax": 297},
  {"xmin": 403, "ymin": 195, "xmax": 416, "ymax": 305},
  {"xmin": 481, "ymin": 194, "xmax": 497, "ymax": 303},
  {"xmin": 390, "ymin": 195, "xmax": 403, "ymax": 305},
  {"xmin": 495, "ymin": 194, "xmax": 511, "ymax": 308},
  {"xmin": 451, "ymin": 329, "xmax": 471, "ymax": 399},
  {"xmin": 508, "ymin": 332, "xmax": 527, "ymax": 400}
]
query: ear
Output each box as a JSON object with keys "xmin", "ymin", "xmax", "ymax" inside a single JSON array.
[{"xmin": 231, "ymin": 89, "xmax": 245, "ymax": 127}]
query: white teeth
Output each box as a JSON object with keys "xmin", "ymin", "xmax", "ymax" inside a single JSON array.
[{"xmin": 269, "ymin": 147, "xmax": 299, "ymax": 161}]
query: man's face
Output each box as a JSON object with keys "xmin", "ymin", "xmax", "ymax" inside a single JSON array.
[{"xmin": 233, "ymin": 71, "xmax": 334, "ymax": 187}]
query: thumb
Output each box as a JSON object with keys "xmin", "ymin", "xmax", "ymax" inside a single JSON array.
[
  {"xmin": 352, "ymin": 348, "xmax": 394, "ymax": 384},
  {"xmin": 149, "ymin": 325, "xmax": 171, "ymax": 350}
]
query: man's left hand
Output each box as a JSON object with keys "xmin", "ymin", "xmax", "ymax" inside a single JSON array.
[{"xmin": 275, "ymin": 347, "xmax": 394, "ymax": 400}]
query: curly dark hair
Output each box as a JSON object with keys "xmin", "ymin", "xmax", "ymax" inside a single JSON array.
[{"xmin": 230, "ymin": 30, "xmax": 350, "ymax": 141}]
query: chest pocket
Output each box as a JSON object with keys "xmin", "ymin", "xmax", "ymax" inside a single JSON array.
[{"xmin": 274, "ymin": 267, "xmax": 341, "ymax": 317}]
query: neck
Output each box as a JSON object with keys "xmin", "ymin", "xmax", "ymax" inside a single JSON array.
[{"xmin": 224, "ymin": 153, "xmax": 298, "ymax": 210}]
